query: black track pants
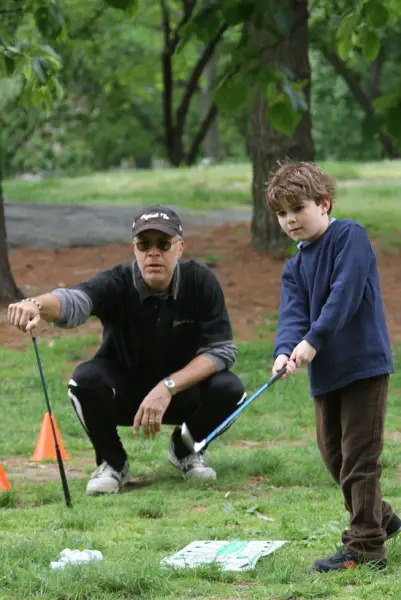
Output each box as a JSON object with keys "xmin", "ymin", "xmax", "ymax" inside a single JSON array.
[{"xmin": 68, "ymin": 358, "xmax": 245, "ymax": 471}]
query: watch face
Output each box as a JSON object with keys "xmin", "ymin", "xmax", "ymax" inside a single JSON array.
[{"xmin": 164, "ymin": 378, "xmax": 176, "ymax": 394}]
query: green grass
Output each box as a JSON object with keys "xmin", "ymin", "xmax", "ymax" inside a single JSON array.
[
  {"xmin": 334, "ymin": 184, "xmax": 401, "ymax": 240},
  {"xmin": 4, "ymin": 159, "xmax": 401, "ymax": 211},
  {"xmin": 3, "ymin": 165, "xmax": 252, "ymax": 209},
  {"xmin": 1, "ymin": 335, "xmax": 401, "ymax": 599}
]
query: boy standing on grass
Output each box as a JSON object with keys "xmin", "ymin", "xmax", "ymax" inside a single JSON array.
[{"xmin": 267, "ymin": 162, "xmax": 400, "ymax": 572}]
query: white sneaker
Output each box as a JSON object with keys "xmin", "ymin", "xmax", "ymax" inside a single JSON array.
[
  {"xmin": 168, "ymin": 442, "xmax": 216, "ymax": 480},
  {"xmin": 85, "ymin": 460, "xmax": 130, "ymax": 495}
]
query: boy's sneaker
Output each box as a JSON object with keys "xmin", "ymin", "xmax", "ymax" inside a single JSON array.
[
  {"xmin": 168, "ymin": 442, "xmax": 216, "ymax": 480},
  {"xmin": 86, "ymin": 460, "xmax": 130, "ymax": 495},
  {"xmin": 386, "ymin": 513, "xmax": 401, "ymax": 540},
  {"xmin": 312, "ymin": 546, "xmax": 387, "ymax": 573}
]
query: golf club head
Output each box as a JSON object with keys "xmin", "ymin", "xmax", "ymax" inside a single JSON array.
[{"xmin": 181, "ymin": 423, "xmax": 206, "ymax": 454}]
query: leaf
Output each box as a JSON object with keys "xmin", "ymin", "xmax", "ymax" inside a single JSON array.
[
  {"xmin": 32, "ymin": 57, "xmax": 46, "ymax": 83},
  {"xmin": 31, "ymin": 87, "xmax": 44, "ymax": 109},
  {"xmin": 4, "ymin": 55, "xmax": 15, "ymax": 76},
  {"xmin": 194, "ymin": 5, "xmax": 223, "ymax": 41},
  {"xmin": 268, "ymin": 99, "xmax": 302, "ymax": 137},
  {"xmin": 222, "ymin": 1, "xmax": 253, "ymax": 26},
  {"xmin": 360, "ymin": 29, "xmax": 380, "ymax": 61},
  {"xmin": 52, "ymin": 76, "xmax": 64, "ymax": 100},
  {"xmin": 34, "ymin": 0, "xmax": 64, "ymax": 39},
  {"xmin": 105, "ymin": 0, "xmax": 139, "ymax": 14},
  {"xmin": 40, "ymin": 44, "xmax": 61, "ymax": 64},
  {"xmin": 336, "ymin": 11, "xmax": 359, "ymax": 42},
  {"xmin": 282, "ymin": 82, "xmax": 307, "ymax": 111},
  {"xmin": 23, "ymin": 60, "xmax": 33, "ymax": 82},
  {"xmin": 373, "ymin": 91, "xmax": 401, "ymax": 113},
  {"xmin": 337, "ymin": 36, "xmax": 352, "ymax": 60},
  {"xmin": 363, "ymin": 0, "xmax": 389, "ymax": 29},
  {"xmin": 215, "ymin": 78, "xmax": 249, "ymax": 111}
]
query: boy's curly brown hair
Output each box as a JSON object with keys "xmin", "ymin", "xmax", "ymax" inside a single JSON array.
[{"xmin": 266, "ymin": 161, "xmax": 337, "ymax": 214}]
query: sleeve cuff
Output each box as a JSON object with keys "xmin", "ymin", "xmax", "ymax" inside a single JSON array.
[{"xmin": 202, "ymin": 353, "xmax": 225, "ymax": 372}]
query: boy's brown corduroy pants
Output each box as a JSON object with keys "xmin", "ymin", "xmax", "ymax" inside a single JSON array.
[{"xmin": 314, "ymin": 374, "xmax": 393, "ymax": 559}]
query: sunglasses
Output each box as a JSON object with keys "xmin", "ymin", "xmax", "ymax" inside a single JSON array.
[{"xmin": 135, "ymin": 239, "xmax": 181, "ymax": 253}]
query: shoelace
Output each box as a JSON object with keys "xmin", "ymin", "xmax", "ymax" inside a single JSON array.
[
  {"xmin": 92, "ymin": 462, "xmax": 110, "ymax": 478},
  {"xmin": 92, "ymin": 462, "xmax": 121, "ymax": 479}
]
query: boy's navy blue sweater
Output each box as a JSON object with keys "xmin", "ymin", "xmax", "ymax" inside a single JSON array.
[{"xmin": 274, "ymin": 219, "xmax": 394, "ymax": 396}]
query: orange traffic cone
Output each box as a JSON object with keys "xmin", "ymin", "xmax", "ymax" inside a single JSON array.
[
  {"xmin": 0, "ymin": 463, "xmax": 11, "ymax": 491},
  {"xmin": 30, "ymin": 412, "xmax": 70, "ymax": 461}
]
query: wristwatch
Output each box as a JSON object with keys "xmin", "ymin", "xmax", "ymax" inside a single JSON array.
[{"xmin": 164, "ymin": 377, "xmax": 177, "ymax": 396}]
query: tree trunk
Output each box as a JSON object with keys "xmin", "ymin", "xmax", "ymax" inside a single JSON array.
[
  {"xmin": 0, "ymin": 171, "xmax": 22, "ymax": 302},
  {"xmin": 202, "ymin": 50, "xmax": 221, "ymax": 162},
  {"xmin": 249, "ymin": 0, "xmax": 314, "ymax": 253}
]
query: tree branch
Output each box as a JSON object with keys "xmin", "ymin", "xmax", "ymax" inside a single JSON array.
[
  {"xmin": 369, "ymin": 56, "xmax": 382, "ymax": 101},
  {"xmin": 130, "ymin": 100, "xmax": 164, "ymax": 144},
  {"xmin": 170, "ymin": 0, "xmax": 197, "ymax": 53},
  {"xmin": 175, "ymin": 22, "xmax": 228, "ymax": 140},
  {"xmin": 185, "ymin": 103, "xmax": 217, "ymax": 165},
  {"xmin": 320, "ymin": 46, "xmax": 374, "ymax": 116},
  {"xmin": 320, "ymin": 45, "xmax": 396, "ymax": 157},
  {"xmin": 160, "ymin": 0, "xmax": 174, "ymax": 158}
]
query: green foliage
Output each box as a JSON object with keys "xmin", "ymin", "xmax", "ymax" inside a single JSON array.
[
  {"xmin": 0, "ymin": 2, "xmax": 64, "ymax": 111},
  {"xmin": 310, "ymin": 50, "xmax": 382, "ymax": 161},
  {"xmin": 335, "ymin": 0, "xmax": 399, "ymax": 62},
  {"xmin": 327, "ymin": 0, "xmax": 401, "ymax": 151},
  {"xmin": 34, "ymin": 0, "xmax": 64, "ymax": 39},
  {"xmin": 2, "ymin": 0, "xmax": 401, "ymax": 175},
  {"xmin": 104, "ymin": 0, "xmax": 139, "ymax": 13}
]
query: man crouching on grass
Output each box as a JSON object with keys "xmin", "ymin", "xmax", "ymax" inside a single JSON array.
[
  {"xmin": 7, "ymin": 205, "xmax": 245, "ymax": 495},
  {"xmin": 267, "ymin": 162, "xmax": 400, "ymax": 572}
]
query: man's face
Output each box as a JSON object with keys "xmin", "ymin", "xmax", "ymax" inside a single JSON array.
[
  {"xmin": 276, "ymin": 197, "xmax": 331, "ymax": 243},
  {"xmin": 133, "ymin": 229, "xmax": 184, "ymax": 291}
]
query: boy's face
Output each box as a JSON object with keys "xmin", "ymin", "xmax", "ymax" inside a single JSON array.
[{"xmin": 275, "ymin": 197, "xmax": 331, "ymax": 243}]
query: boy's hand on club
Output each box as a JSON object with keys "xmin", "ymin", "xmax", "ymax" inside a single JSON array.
[
  {"xmin": 290, "ymin": 340, "xmax": 316, "ymax": 368},
  {"xmin": 273, "ymin": 354, "xmax": 296, "ymax": 378}
]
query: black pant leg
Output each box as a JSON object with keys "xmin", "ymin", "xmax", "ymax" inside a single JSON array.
[{"xmin": 68, "ymin": 358, "xmax": 152, "ymax": 471}]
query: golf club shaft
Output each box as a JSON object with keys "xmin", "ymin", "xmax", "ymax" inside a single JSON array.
[
  {"xmin": 31, "ymin": 330, "xmax": 72, "ymax": 508},
  {"xmin": 184, "ymin": 366, "xmax": 287, "ymax": 452}
]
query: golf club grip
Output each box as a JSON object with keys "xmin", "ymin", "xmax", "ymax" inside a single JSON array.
[{"xmin": 269, "ymin": 365, "xmax": 287, "ymax": 383}]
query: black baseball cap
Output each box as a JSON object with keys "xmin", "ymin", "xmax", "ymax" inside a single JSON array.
[{"xmin": 132, "ymin": 205, "xmax": 183, "ymax": 238}]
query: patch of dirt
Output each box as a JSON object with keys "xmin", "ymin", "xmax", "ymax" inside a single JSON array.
[
  {"xmin": 1, "ymin": 222, "xmax": 401, "ymax": 348},
  {"xmin": 231, "ymin": 439, "xmax": 307, "ymax": 448},
  {"xmin": 190, "ymin": 505, "xmax": 208, "ymax": 513},
  {"xmin": 2, "ymin": 455, "xmax": 91, "ymax": 482},
  {"xmin": 385, "ymin": 431, "xmax": 401, "ymax": 443}
]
